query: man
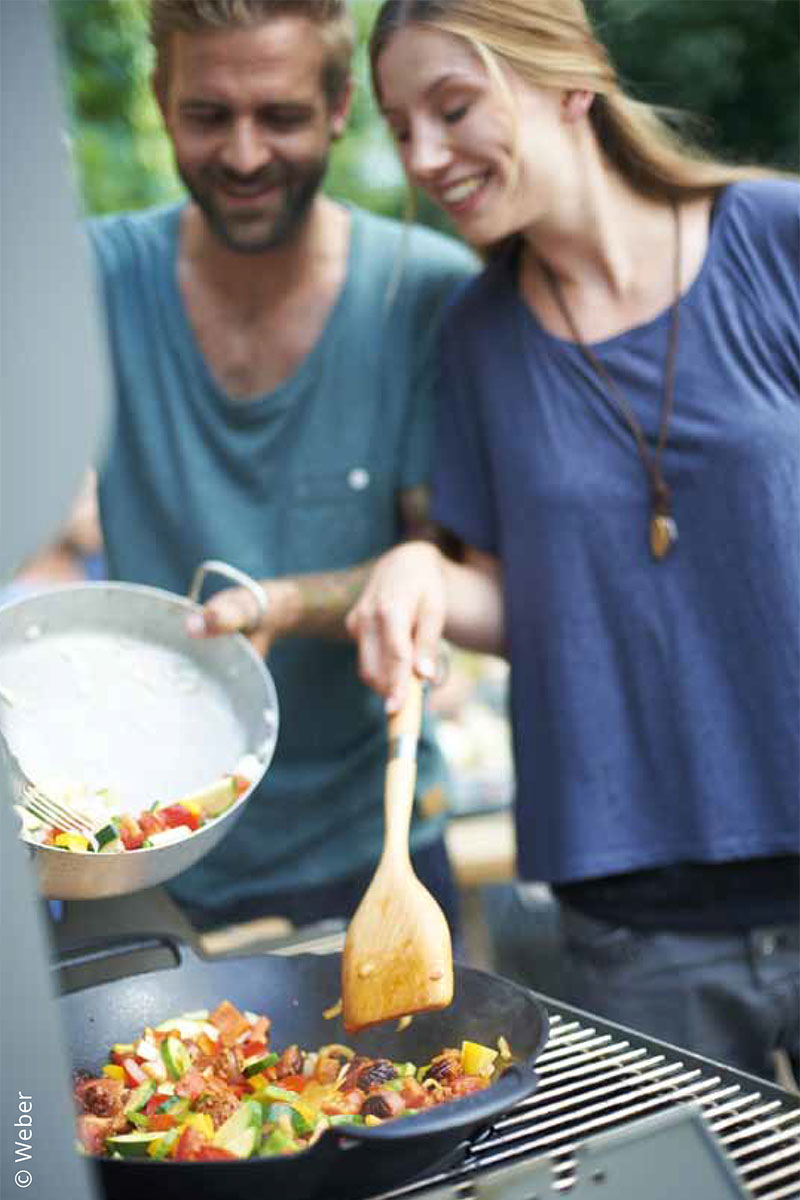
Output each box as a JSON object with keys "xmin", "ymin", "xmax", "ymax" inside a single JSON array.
[{"xmin": 87, "ymin": 0, "xmax": 475, "ymax": 932}]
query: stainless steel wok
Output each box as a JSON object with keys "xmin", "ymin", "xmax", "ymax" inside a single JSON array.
[{"xmin": 0, "ymin": 562, "xmax": 279, "ymax": 899}]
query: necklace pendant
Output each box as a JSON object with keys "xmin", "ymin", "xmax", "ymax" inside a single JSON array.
[{"xmin": 650, "ymin": 512, "xmax": 678, "ymax": 560}]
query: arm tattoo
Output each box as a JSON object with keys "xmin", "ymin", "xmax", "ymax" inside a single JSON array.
[{"xmin": 290, "ymin": 563, "xmax": 372, "ymax": 638}]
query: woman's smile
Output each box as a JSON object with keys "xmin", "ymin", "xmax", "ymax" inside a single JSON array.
[{"xmin": 438, "ymin": 170, "xmax": 493, "ymax": 212}]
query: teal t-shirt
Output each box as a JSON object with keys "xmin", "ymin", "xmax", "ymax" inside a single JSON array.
[{"xmin": 89, "ymin": 202, "xmax": 476, "ymax": 916}]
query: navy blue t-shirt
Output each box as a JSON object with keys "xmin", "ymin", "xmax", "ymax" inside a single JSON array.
[{"xmin": 434, "ymin": 181, "xmax": 800, "ymax": 890}]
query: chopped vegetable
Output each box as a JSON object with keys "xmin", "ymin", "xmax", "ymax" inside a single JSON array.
[
  {"xmin": 461, "ymin": 1040, "xmax": 499, "ymax": 1078},
  {"xmin": 74, "ymin": 1001, "xmax": 508, "ymax": 1162},
  {"xmin": 161, "ymin": 1036, "xmax": 192, "ymax": 1081},
  {"xmin": 54, "ymin": 832, "xmax": 91, "ymax": 852},
  {"xmin": 22, "ymin": 770, "xmax": 252, "ymax": 855}
]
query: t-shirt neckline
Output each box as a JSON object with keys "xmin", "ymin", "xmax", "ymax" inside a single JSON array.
[
  {"xmin": 509, "ymin": 186, "xmax": 732, "ymax": 353},
  {"xmin": 162, "ymin": 200, "xmax": 360, "ymax": 412}
]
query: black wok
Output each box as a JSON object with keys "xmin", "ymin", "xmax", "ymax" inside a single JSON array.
[{"xmin": 57, "ymin": 935, "xmax": 549, "ymax": 1200}]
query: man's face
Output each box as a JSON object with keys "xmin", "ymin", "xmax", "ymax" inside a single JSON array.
[{"xmin": 157, "ymin": 18, "xmax": 351, "ymax": 253}]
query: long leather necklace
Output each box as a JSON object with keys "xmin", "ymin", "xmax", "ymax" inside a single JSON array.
[{"xmin": 536, "ymin": 204, "xmax": 682, "ymax": 561}]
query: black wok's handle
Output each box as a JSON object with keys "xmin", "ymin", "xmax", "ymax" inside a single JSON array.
[{"xmin": 53, "ymin": 932, "xmax": 205, "ymax": 994}]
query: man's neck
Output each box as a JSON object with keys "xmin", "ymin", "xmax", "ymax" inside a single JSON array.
[
  {"xmin": 175, "ymin": 196, "xmax": 352, "ymax": 399},
  {"xmin": 179, "ymin": 195, "xmax": 348, "ymax": 307}
]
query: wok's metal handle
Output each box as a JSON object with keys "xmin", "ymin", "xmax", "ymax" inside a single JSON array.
[{"xmin": 188, "ymin": 560, "xmax": 269, "ymax": 632}]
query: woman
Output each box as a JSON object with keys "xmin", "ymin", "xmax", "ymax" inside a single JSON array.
[{"xmin": 347, "ymin": 0, "xmax": 800, "ymax": 1079}]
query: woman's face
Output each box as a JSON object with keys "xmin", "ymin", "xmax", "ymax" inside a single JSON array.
[{"xmin": 376, "ymin": 25, "xmax": 567, "ymax": 245}]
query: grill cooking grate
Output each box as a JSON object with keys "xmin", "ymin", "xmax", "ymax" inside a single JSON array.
[{"xmin": 371, "ymin": 1010, "xmax": 800, "ymax": 1200}]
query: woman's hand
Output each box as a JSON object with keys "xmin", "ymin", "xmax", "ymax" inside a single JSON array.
[{"xmin": 346, "ymin": 541, "xmax": 446, "ymax": 712}]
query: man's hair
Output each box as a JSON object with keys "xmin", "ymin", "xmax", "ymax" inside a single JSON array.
[{"xmin": 150, "ymin": 0, "xmax": 355, "ymax": 107}]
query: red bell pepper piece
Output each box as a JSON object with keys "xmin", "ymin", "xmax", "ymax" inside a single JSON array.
[
  {"xmin": 148, "ymin": 1113, "xmax": 177, "ymax": 1132},
  {"xmin": 278, "ymin": 1074, "xmax": 307, "ymax": 1094},
  {"xmin": 160, "ymin": 804, "xmax": 203, "ymax": 832},
  {"xmin": 144, "ymin": 1092, "xmax": 171, "ymax": 1117}
]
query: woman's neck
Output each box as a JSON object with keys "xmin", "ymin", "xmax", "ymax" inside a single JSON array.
[
  {"xmin": 516, "ymin": 149, "xmax": 714, "ymax": 342},
  {"xmin": 521, "ymin": 153, "xmax": 677, "ymax": 302}
]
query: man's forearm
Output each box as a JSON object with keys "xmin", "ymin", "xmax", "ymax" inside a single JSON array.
[
  {"xmin": 268, "ymin": 484, "xmax": 440, "ymax": 640},
  {"xmin": 267, "ymin": 563, "xmax": 374, "ymax": 640}
]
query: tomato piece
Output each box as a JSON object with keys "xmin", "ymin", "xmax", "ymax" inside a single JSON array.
[
  {"xmin": 118, "ymin": 816, "xmax": 145, "ymax": 851},
  {"xmin": 278, "ymin": 1074, "xmax": 307, "ymax": 1094},
  {"xmin": 240, "ymin": 1040, "xmax": 268, "ymax": 1060},
  {"xmin": 173, "ymin": 1126, "xmax": 208, "ymax": 1161},
  {"xmin": 196, "ymin": 1146, "xmax": 236, "ymax": 1161},
  {"xmin": 233, "ymin": 775, "xmax": 250, "ymax": 797},
  {"xmin": 121, "ymin": 1057, "xmax": 147, "ymax": 1088},
  {"xmin": 159, "ymin": 804, "xmax": 202, "ymax": 831}
]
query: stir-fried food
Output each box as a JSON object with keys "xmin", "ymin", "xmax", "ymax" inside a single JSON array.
[{"xmin": 74, "ymin": 1000, "xmax": 508, "ymax": 1160}]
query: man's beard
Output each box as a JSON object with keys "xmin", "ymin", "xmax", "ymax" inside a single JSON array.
[{"xmin": 179, "ymin": 155, "xmax": 329, "ymax": 254}]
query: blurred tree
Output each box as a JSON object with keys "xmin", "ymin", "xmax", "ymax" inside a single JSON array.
[
  {"xmin": 51, "ymin": 0, "xmax": 797, "ymax": 221},
  {"xmin": 54, "ymin": 0, "xmax": 181, "ymax": 212},
  {"xmin": 591, "ymin": 0, "xmax": 799, "ymax": 170}
]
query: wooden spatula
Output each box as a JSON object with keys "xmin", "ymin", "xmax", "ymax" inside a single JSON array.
[{"xmin": 341, "ymin": 674, "xmax": 454, "ymax": 1033}]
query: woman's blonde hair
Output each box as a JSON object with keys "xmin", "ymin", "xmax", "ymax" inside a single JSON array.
[{"xmin": 370, "ymin": 0, "xmax": 781, "ymax": 202}]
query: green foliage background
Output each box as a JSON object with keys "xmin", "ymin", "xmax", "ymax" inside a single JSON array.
[{"xmin": 52, "ymin": 0, "xmax": 798, "ymax": 225}]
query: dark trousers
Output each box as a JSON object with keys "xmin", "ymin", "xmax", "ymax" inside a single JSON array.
[
  {"xmin": 559, "ymin": 904, "xmax": 800, "ymax": 1082},
  {"xmin": 180, "ymin": 834, "xmax": 462, "ymax": 947}
]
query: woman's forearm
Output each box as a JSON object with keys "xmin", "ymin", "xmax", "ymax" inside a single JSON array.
[{"xmin": 441, "ymin": 550, "xmax": 506, "ymax": 656}]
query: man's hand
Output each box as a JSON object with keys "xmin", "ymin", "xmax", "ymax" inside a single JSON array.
[
  {"xmin": 346, "ymin": 541, "xmax": 446, "ymax": 712},
  {"xmin": 186, "ymin": 583, "xmax": 277, "ymax": 658},
  {"xmin": 186, "ymin": 565, "xmax": 372, "ymax": 658}
]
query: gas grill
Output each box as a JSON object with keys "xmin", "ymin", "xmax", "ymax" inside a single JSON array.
[
  {"xmin": 368, "ymin": 999, "xmax": 800, "ymax": 1200},
  {"xmin": 51, "ymin": 893, "xmax": 800, "ymax": 1200}
]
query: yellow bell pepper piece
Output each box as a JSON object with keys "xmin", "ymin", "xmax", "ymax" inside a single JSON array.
[
  {"xmin": 54, "ymin": 832, "xmax": 91, "ymax": 852},
  {"xmin": 461, "ymin": 1040, "xmax": 499, "ymax": 1078},
  {"xmin": 182, "ymin": 1112, "xmax": 215, "ymax": 1140},
  {"xmin": 102, "ymin": 1064, "xmax": 125, "ymax": 1081},
  {"xmin": 290, "ymin": 1099, "xmax": 316, "ymax": 1126},
  {"xmin": 247, "ymin": 1072, "xmax": 268, "ymax": 1092}
]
